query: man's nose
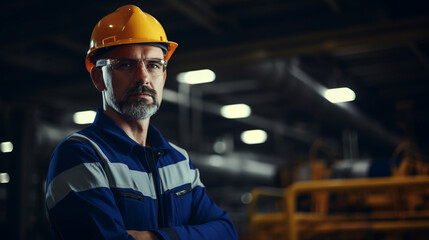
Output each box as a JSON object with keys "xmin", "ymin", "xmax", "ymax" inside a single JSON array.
[{"xmin": 135, "ymin": 60, "xmax": 150, "ymax": 84}]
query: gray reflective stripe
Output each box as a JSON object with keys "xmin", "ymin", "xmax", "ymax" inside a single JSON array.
[
  {"xmin": 159, "ymin": 160, "xmax": 204, "ymax": 192},
  {"xmin": 46, "ymin": 133, "xmax": 157, "ymax": 209},
  {"xmin": 190, "ymin": 168, "xmax": 204, "ymax": 189},
  {"xmin": 47, "ymin": 133, "xmax": 204, "ymax": 209},
  {"xmin": 166, "ymin": 142, "xmax": 205, "ymax": 190},
  {"xmin": 168, "ymin": 142, "xmax": 189, "ymax": 162},
  {"xmin": 68, "ymin": 133, "xmax": 111, "ymax": 166},
  {"xmin": 68, "ymin": 133, "xmax": 157, "ymax": 199},
  {"xmin": 46, "ymin": 162, "xmax": 108, "ymax": 210},
  {"xmin": 109, "ymin": 162, "xmax": 157, "ymax": 199}
]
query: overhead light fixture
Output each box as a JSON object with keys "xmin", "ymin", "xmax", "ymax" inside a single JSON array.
[
  {"xmin": 208, "ymin": 155, "xmax": 224, "ymax": 167},
  {"xmin": 220, "ymin": 104, "xmax": 251, "ymax": 119},
  {"xmin": 177, "ymin": 69, "xmax": 216, "ymax": 85},
  {"xmin": 240, "ymin": 129, "xmax": 267, "ymax": 144},
  {"xmin": 213, "ymin": 140, "xmax": 228, "ymax": 154},
  {"xmin": 324, "ymin": 87, "xmax": 356, "ymax": 103},
  {"xmin": 0, "ymin": 141, "xmax": 13, "ymax": 153},
  {"xmin": 73, "ymin": 110, "xmax": 96, "ymax": 125},
  {"xmin": 0, "ymin": 173, "xmax": 10, "ymax": 184}
]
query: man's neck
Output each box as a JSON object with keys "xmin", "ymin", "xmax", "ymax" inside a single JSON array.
[{"xmin": 104, "ymin": 105, "xmax": 150, "ymax": 146}]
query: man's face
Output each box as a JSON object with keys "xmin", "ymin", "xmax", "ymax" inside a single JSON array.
[{"xmin": 99, "ymin": 44, "xmax": 166, "ymax": 120}]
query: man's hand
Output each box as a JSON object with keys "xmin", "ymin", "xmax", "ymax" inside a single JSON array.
[{"xmin": 127, "ymin": 230, "xmax": 159, "ymax": 240}]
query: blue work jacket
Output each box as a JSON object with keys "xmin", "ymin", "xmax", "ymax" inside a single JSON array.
[{"xmin": 45, "ymin": 109, "xmax": 238, "ymax": 240}]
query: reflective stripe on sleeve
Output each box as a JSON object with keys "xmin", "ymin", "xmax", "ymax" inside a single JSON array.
[
  {"xmin": 46, "ymin": 133, "xmax": 158, "ymax": 210},
  {"xmin": 46, "ymin": 162, "xmax": 108, "ymax": 210}
]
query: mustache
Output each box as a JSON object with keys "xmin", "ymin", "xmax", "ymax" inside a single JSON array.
[{"xmin": 127, "ymin": 85, "xmax": 157, "ymax": 98}]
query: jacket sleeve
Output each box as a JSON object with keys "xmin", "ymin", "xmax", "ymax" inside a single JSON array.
[
  {"xmin": 154, "ymin": 158, "xmax": 238, "ymax": 240},
  {"xmin": 45, "ymin": 139, "xmax": 134, "ymax": 240},
  {"xmin": 177, "ymin": 186, "xmax": 238, "ymax": 240}
]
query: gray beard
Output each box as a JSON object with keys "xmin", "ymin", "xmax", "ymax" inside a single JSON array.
[
  {"xmin": 120, "ymin": 98, "xmax": 159, "ymax": 120},
  {"xmin": 105, "ymin": 86, "xmax": 160, "ymax": 120}
]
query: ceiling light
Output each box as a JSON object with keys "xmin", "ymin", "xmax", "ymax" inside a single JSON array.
[
  {"xmin": 213, "ymin": 140, "xmax": 228, "ymax": 154},
  {"xmin": 241, "ymin": 192, "xmax": 253, "ymax": 204},
  {"xmin": 220, "ymin": 104, "xmax": 251, "ymax": 119},
  {"xmin": 0, "ymin": 173, "xmax": 10, "ymax": 184},
  {"xmin": 73, "ymin": 110, "xmax": 96, "ymax": 125},
  {"xmin": 0, "ymin": 141, "xmax": 13, "ymax": 153},
  {"xmin": 240, "ymin": 129, "xmax": 267, "ymax": 144},
  {"xmin": 208, "ymin": 155, "xmax": 224, "ymax": 167},
  {"xmin": 324, "ymin": 87, "xmax": 356, "ymax": 103},
  {"xmin": 177, "ymin": 69, "xmax": 216, "ymax": 85}
]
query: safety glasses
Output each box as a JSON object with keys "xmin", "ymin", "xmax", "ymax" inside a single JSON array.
[{"xmin": 96, "ymin": 58, "xmax": 167, "ymax": 76}]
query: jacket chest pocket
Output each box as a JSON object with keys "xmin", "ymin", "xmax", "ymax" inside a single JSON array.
[
  {"xmin": 113, "ymin": 189, "xmax": 156, "ymax": 230},
  {"xmin": 170, "ymin": 185, "xmax": 192, "ymax": 225}
]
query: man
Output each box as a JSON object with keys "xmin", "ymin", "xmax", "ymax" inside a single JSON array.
[{"xmin": 45, "ymin": 5, "xmax": 238, "ymax": 240}]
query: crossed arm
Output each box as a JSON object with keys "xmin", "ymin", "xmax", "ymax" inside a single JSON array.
[{"xmin": 126, "ymin": 230, "xmax": 158, "ymax": 240}]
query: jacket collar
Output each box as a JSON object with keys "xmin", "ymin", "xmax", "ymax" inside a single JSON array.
[{"xmin": 92, "ymin": 108, "xmax": 171, "ymax": 155}]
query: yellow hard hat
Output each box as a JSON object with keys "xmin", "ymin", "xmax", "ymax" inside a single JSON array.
[{"xmin": 85, "ymin": 5, "xmax": 178, "ymax": 72}]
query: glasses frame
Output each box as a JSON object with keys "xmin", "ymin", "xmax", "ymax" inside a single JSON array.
[{"xmin": 95, "ymin": 58, "xmax": 168, "ymax": 76}]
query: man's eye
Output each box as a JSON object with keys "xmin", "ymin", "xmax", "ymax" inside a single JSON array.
[
  {"xmin": 146, "ymin": 62, "xmax": 162, "ymax": 70},
  {"xmin": 115, "ymin": 60, "xmax": 136, "ymax": 70}
]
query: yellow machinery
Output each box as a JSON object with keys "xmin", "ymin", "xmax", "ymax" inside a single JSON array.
[
  {"xmin": 286, "ymin": 175, "xmax": 429, "ymax": 240},
  {"xmin": 391, "ymin": 141, "xmax": 429, "ymax": 176},
  {"xmin": 248, "ymin": 188, "xmax": 286, "ymax": 240},
  {"xmin": 248, "ymin": 141, "xmax": 429, "ymax": 240}
]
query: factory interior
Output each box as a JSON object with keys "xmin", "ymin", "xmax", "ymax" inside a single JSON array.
[{"xmin": 1, "ymin": 0, "xmax": 429, "ymax": 239}]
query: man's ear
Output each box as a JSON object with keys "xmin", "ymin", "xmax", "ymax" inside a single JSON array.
[{"xmin": 90, "ymin": 67, "xmax": 106, "ymax": 92}]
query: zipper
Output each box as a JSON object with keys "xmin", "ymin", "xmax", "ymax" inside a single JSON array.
[
  {"xmin": 112, "ymin": 189, "xmax": 144, "ymax": 202},
  {"xmin": 146, "ymin": 148, "xmax": 164, "ymax": 227}
]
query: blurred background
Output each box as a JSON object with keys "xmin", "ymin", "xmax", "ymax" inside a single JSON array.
[{"xmin": 1, "ymin": 0, "xmax": 429, "ymax": 239}]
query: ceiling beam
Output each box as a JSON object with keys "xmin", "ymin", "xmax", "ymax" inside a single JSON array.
[
  {"xmin": 323, "ymin": 0, "xmax": 342, "ymax": 13},
  {"xmin": 162, "ymin": 87, "xmax": 337, "ymax": 147},
  {"xmin": 408, "ymin": 42, "xmax": 429, "ymax": 76},
  {"xmin": 170, "ymin": 16, "xmax": 429, "ymax": 71},
  {"xmin": 288, "ymin": 62, "xmax": 402, "ymax": 148},
  {"xmin": 164, "ymin": 0, "xmax": 223, "ymax": 35}
]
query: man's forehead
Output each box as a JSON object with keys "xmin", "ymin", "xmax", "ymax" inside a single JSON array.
[{"xmin": 104, "ymin": 44, "xmax": 164, "ymax": 58}]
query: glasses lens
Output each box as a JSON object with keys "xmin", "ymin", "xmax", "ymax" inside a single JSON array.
[
  {"xmin": 102, "ymin": 59, "xmax": 166, "ymax": 76},
  {"xmin": 145, "ymin": 60, "xmax": 165, "ymax": 76},
  {"xmin": 111, "ymin": 59, "xmax": 139, "ymax": 73}
]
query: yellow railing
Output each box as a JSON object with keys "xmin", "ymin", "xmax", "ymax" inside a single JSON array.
[
  {"xmin": 285, "ymin": 176, "xmax": 429, "ymax": 240},
  {"xmin": 248, "ymin": 176, "xmax": 429, "ymax": 240}
]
